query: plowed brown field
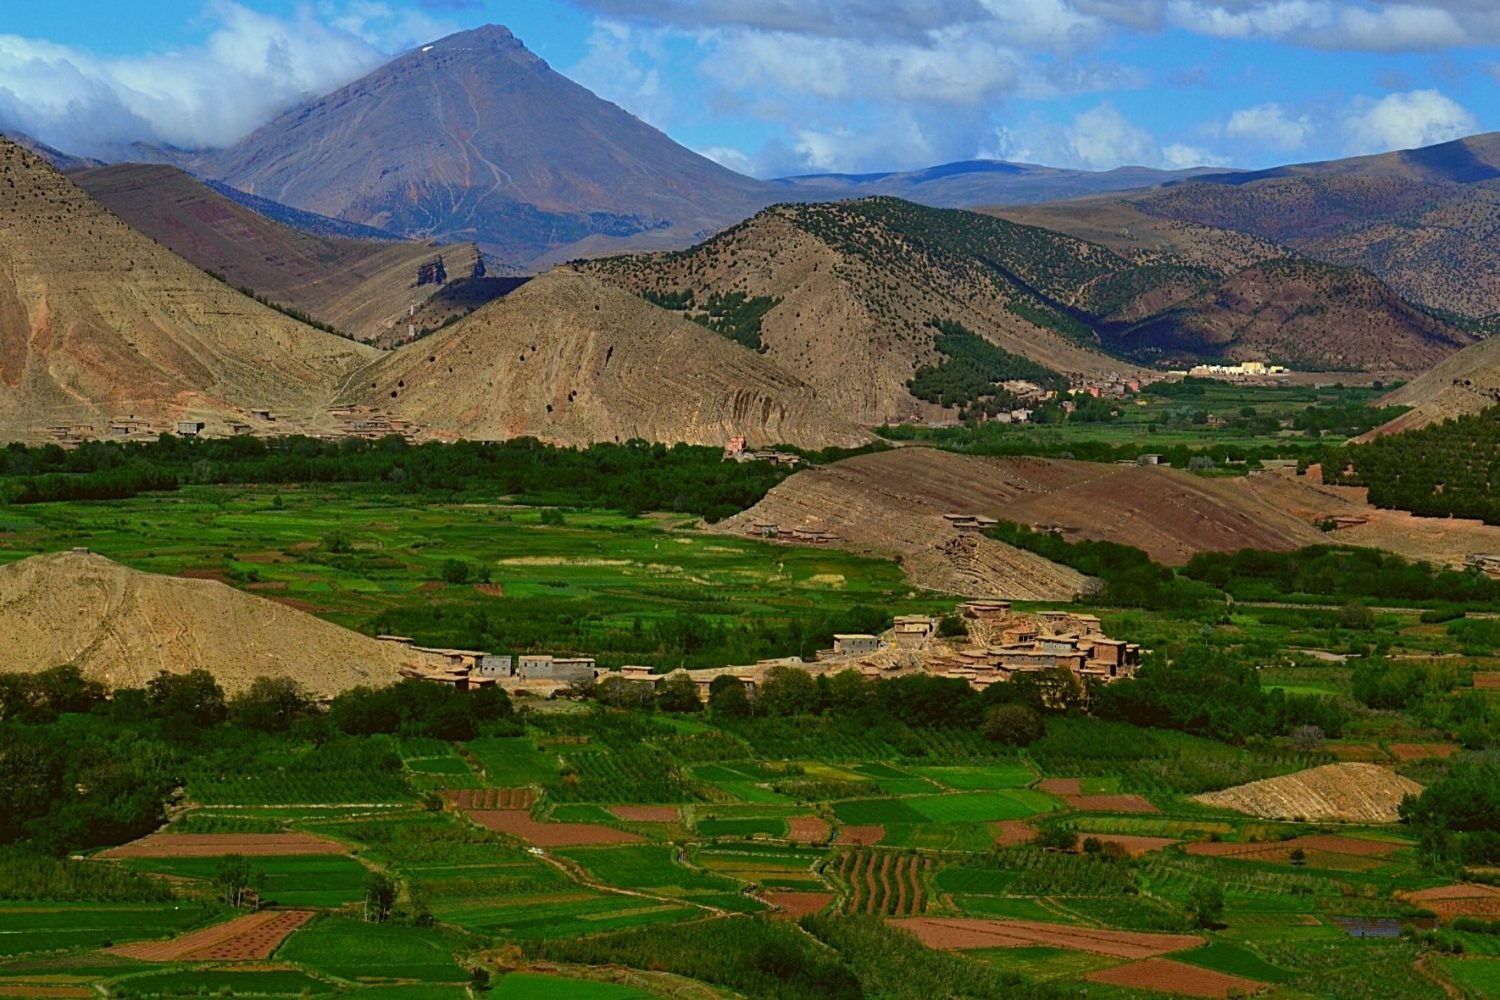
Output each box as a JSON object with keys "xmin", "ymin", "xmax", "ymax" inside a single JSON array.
[
  {"xmin": 101, "ymin": 833, "xmax": 345, "ymax": 859},
  {"xmin": 111, "ymin": 910, "xmax": 314, "ymax": 962},
  {"xmin": 765, "ymin": 891, "xmax": 834, "ymax": 919},
  {"xmin": 837, "ymin": 826, "xmax": 885, "ymax": 846},
  {"xmin": 787, "ymin": 816, "xmax": 832, "ymax": 843},
  {"xmin": 1085, "ymin": 835, "xmax": 1178, "ymax": 857},
  {"xmin": 1087, "ymin": 957, "xmax": 1266, "ymax": 997},
  {"xmin": 1405, "ymin": 884, "xmax": 1500, "ymax": 919},
  {"xmin": 608, "ymin": 806, "xmax": 679, "ymax": 823},
  {"xmin": 1475, "ymin": 674, "xmax": 1500, "ymax": 690},
  {"xmin": 894, "ymin": 918, "xmax": 1203, "ymax": 959},
  {"xmin": 466, "ymin": 809, "xmax": 642, "ymax": 847},
  {"xmin": 992, "ymin": 820, "xmax": 1034, "ymax": 848},
  {"xmin": 1390, "ymin": 743, "xmax": 1459, "ymax": 761},
  {"xmin": 445, "ymin": 788, "xmax": 536, "ymax": 810}
]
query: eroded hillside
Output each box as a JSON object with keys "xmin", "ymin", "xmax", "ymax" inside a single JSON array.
[
  {"xmin": 337, "ymin": 270, "xmax": 867, "ymax": 449},
  {"xmin": 0, "ymin": 139, "xmax": 380, "ymax": 441}
]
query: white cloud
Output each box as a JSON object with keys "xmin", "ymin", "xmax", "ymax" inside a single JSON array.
[
  {"xmin": 986, "ymin": 103, "xmax": 1223, "ymax": 170},
  {"xmin": 0, "ymin": 1, "xmax": 454, "ymax": 156},
  {"xmin": 698, "ymin": 144, "xmax": 758, "ymax": 173},
  {"xmin": 568, "ymin": 20, "xmax": 675, "ymax": 127},
  {"xmin": 1343, "ymin": 88, "xmax": 1477, "ymax": 152},
  {"xmin": 1224, "ymin": 102, "xmax": 1313, "ymax": 149}
]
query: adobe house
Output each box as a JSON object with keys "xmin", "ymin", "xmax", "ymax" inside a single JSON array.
[
  {"xmin": 175, "ymin": 420, "xmax": 206, "ymax": 437},
  {"xmin": 892, "ymin": 615, "xmax": 937, "ymax": 645},
  {"xmin": 833, "ymin": 634, "xmax": 881, "ymax": 656},
  {"xmin": 518, "ymin": 654, "xmax": 597, "ymax": 683},
  {"xmin": 477, "ymin": 654, "xmax": 514, "ymax": 678}
]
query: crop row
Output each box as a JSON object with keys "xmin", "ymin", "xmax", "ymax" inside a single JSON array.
[{"xmin": 838, "ymin": 851, "xmax": 929, "ymax": 917}]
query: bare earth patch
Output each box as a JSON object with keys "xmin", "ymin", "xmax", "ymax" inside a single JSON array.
[
  {"xmin": 1037, "ymin": 779, "xmax": 1082, "ymax": 795},
  {"xmin": 1474, "ymin": 674, "xmax": 1500, "ymax": 691},
  {"xmin": 466, "ymin": 809, "xmax": 643, "ymax": 847},
  {"xmin": 1193, "ymin": 762, "xmax": 1422, "ymax": 824},
  {"xmin": 1086, "ymin": 957, "xmax": 1266, "ymax": 997},
  {"xmin": 786, "ymin": 816, "xmax": 832, "ymax": 843},
  {"xmin": 446, "ymin": 788, "xmax": 536, "ymax": 810},
  {"xmin": 992, "ymin": 820, "xmax": 1034, "ymax": 848},
  {"xmin": 837, "ymin": 826, "xmax": 885, "ymax": 846},
  {"xmin": 1064, "ymin": 794, "xmax": 1158, "ymax": 813},
  {"xmin": 893, "ymin": 918, "xmax": 1203, "ymax": 959},
  {"xmin": 1085, "ymin": 835, "xmax": 1178, "ymax": 857},
  {"xmin": 111, "ymin": 910, "xmax": 314, "ymax": 962},
  {"xmin": 100, "ymin": 833, "xmax": 345, "ymax": 859},
  {"xmin": 1390, "ymin": 743, "xmax": 1459, "ymax": 762},
  {"xmin": 765, "ymin": 891, "xmax": 833, "ymax": 919},
  {"xmin": 609, "ymin": 806, "xmax": 679, "ymax": 823},
  {"xmin": 1404, "ymin": 884, "xmax": 1500, "ymax": 920}
]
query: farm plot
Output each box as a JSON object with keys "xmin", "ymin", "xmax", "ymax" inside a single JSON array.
[
  {"xmin": 183, "ymin": 767, "xmax": 413, "ymax": 806},
  {"xmin": 849, "ymin": 763, "xmax": 937, "ymax": 796},
  {"xmin": 765, "ymin": 890, "xmax": 834, "ymax": 919},
  {"xmin": 446, "ymin": 788, "xmax": 536, "ymax": 810},
  {"xmin": 118, "ymin": 855, "xmax": 370, "ymax": 907},
  {"xmin": 559, "ymin": 845, "xmax": 762, "ymax": 912},
  {"xmin": 908, "ymin": 762, "xmax": 1034, "ymax": 790},
  {"xmin": 1086, "ymin": 957, "xmax": 1265, "ymax": 998},
  {"xmin": 111, "ymin": 909, "xmax": 314, "ymax": 961},
  {"xmin": 690, "ymin": 762, "xmax": 795, "ymax": 804},
  {"xmin": 1404, "ymin": 884, "xmax": 1500, "ymax": 920},
  {"xmin": 276, "ymin": 915, "xmax": 469, "ymax": 983},
  {"xmin": 786, "ymin": 816, "xmax": 832, "ymax": 844},
  {"xmin": 492, "ymin": 972, "xmax": 657, "ymax": 999},
  {"xmin": 893, "ymin": 917, "xmax": 1204, "ymax": 959},
  {"xmin": 906, "ymin": 790, "xmax": 1060, "ymax": 823},
  {"xmin": 1038, "ymin": 780, "xmax": 1158, "ymax": 813},
  {"xmin": 0, "ymin": 904, "xmax": 213, "ymax": 959},
  {"xmin": 837, "ymin": 851, "xmax": 929, "ymax": 916},
  {"xmin": 433, "ymin": 891, "xmax": 695, "ymax": 940},
  {"xmin": 609, "ymin": 806, "xmax": 680, "ymax": 824},
  {"xmin": 466, "ymin": 809, "xmax": 643, "ymax": 847},
  {"xmin": 99, "ymin": 833, "xmax": 346, "ymax": 858},
  {"xmin": 696, "ymin": 817, "xmax": 787, "ymax": 839},
  {"xmin": 691, "ymin": 844, "xmax": 828, "ymax": 892},
  {"xmin": 100, "ymin": 968, "xmax": 330, "ymax": 997},
  {"xmin": 466, "ymin": 738, "xmax": 561, "ymax": 787},
  {"xmin": 1186, "ymin": 834, "xmax": 1406, "ymax": 871},
  {"xmin": 836, "ymin": 826, "xmax": 886, "ymax": 846}
]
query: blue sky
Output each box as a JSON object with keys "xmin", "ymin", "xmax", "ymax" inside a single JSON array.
[{"xmin": 1, "ymin": 1, "xmax": 1496, "ymax": 176}]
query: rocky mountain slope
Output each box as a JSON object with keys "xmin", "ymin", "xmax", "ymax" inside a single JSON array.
[
  {"xmin": 1365, "ymin": 334, "xmax": 1500, "ymax": 433},
  {"xmin": 583, "ymin": 198, "xmax": 1466, "ymax": 417},
  {"xmin": 0, "ymin": 139, "xmax": 379, "ymax": 441},
  {"xmin": 337, "ymin": 270, "xmax": 866, "ymax": 448},
  {"xmin": 1112, "ymin": 258, "xmax": 1472, "ymax": 370},
  {"xmin": 1091, "ymin": 134, "xmax": 1500, "ymax": 323},
  {"xmin": 0, "ymin": 551, "xmax": 413, "ymax": 695},
  {"xmin": 192, "ymin": 25, "xmax": 772, "ymax": 269},
  {"xmin": 73, "ymin": 163, "xmax": 489, "ymax": 342},
  {"xmin": 583, "ymin": 198, "xmax": 1149, "ymax": 424}
]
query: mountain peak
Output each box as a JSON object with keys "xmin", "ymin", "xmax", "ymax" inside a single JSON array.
[{"xmin": 416, "ymin": 23, "xmax": 543, "ymax": 68}]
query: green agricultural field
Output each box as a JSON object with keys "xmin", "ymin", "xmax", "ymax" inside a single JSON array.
[
  {"xmin": 0, "ymin": 484, "xmax": 946, "ymax": 668},
  {"xmin": 105, "ymin": 968, "xmax": 332, "ymax": 997},
  {"xmin": 696, "ymin": 817, "xmax": 787, "ymax": 838},
  {"xmin": 118, "ymin": 855, "xmax": 371, "ymax": 907},
  {"xmin": 468, "ymin": 737, "xmax": 561, "ymax": 787},
  {"xmin": 905, "ymin": 790, "xmax": 1059, "ymax": 823},
  {"xmin": 905, "ymin": 762, "xmax": 1034, "ymax": 790},
  {"xmin": 0, "ymin": 904, "xmax": 216, "ymax": 958},
  {"xmin": 1177, "ymin": 941, "xmax": 1296, "ymax": 983},
  {"xmin": 276, "ymin": 915, "xmax": 470, "ymax": 983},
  {"xmin": 557, "ymin": 846, "xmax": 762, "ymax": 912},
  {"xmin": 492, "ymin": 972, "xmax": 658, "ymax": 999}
]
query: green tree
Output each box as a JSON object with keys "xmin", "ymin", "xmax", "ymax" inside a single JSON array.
[
  {"xmin": 363, "ymin": 871, "xmax": 397, "ymax": 923},
  {"xmin": 709, "ymin": 676, "xmax": 752, "ymax": 719},
  {"xmin": 757, "ymin": 666, "xmax": 820, "ymax": 717},
  {"xmin": 1187, "ymin": 881, "xmax": 1225, "ymax": 928},
  {"xmin": 229, "ymin": 677, "xmax": 308, "ymax": 732},
  {"xmin": 656, "ymin": 672, "xmax": 703, "ymax": 713},
  {"xmin": 441, "ymin": 559, "xmax": 471, "ymax": 585},
  {"xmin": 982, "ymin": 704, "xmax": 1044, "ymax": 746},
  {"xmin": 214, "ymin": 855, "xmax": 261, "ymax": 909}
]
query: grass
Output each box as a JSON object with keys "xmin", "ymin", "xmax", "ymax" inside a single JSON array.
[
  {"xmin": 0, "ymin": 903, "xmax": 216, "ymax": 958},
  {"xmin": 1439, "ymin": 957, "xmax": 1500, "ymax": 996},
  {"xmin": 492, "ymin": 972, "xmax": 657, "ymax": 998},
  {"xmin": 1177, "ymin": 941, "xmax": 1296, "ymax": 983},
  {"xmin": 276, "ymin": 915, "xmax": 470, "ymax": 983},
  {"xmin": 0, "ymin": 484, "xmax": 946, "ymax": 668},
  {"xmin": 467, "ymin": 738, "xmax": 561, "ymax": 787},
  {"xmin": 904, "ymin": 762, "xmax": 1034, "ymax": 790},
  {"xmin": 106, "ymin": 968, "xmax": 331, "ymax": 996},
  {"xmin": 906, "ymin": 790, "xmax": 1060, "ymax": 823},
  {"xmin": 118, "ymin": 855, "xmax": 370, "ymax": 907}
]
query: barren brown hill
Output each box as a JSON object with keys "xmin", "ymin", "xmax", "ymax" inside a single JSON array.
[
  {"xmin": 0, "ymin": 138, "xmax": 380, "ymax": 442},
  {"xmin": 1131, "ymin": 171, "xmax": 1500, "ymax": 322},
  {"xmin": 1193, "ymin": 763, "xmax": 1422, "ymax": 824},
  {"xmin": 72, "ymin": 163, "xmax": 488, "ymax": 342},
  {"xmin": 337, "ymin": 270, "xmax": 866, "ymax": 449},
  {"xmin": 0, "ymin": 551, "xmax": 414, "ymax": 695},
  {"xmin": 1113, "ymin": 258, "xmax": 1473, "ymax": 371},
  {"xmin": 711, "ymin": 448, "xmax": 1324, "ymax": 597},
  {"xmin": 1365, "ymin": 334, "xmax": 1500, "ymax": 433},
  {"xmin": 583, "ymin": 199, "xmax": 1149, "ymax": 424},
  {"xmin": 985, "ymin": 199, "xmax": 1286, "ymax": 275}
]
